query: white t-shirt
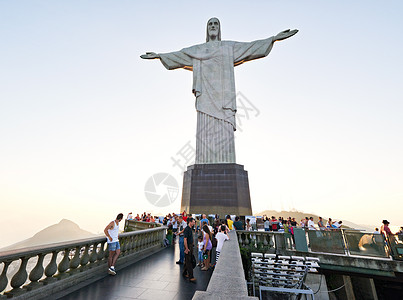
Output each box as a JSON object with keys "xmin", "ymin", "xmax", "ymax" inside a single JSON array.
[
  {"xmin": 198, "ymin": 240, "xmax": 204, "ymax": 251},
  {"xmin": 307, "ymin": 220, "xmax": 316, "ymax": 230},
  {"xmin": 107, "ymin": 220, "xmax": 119, "ymax": 243},
  {"xmin": 179, "ymin": 220, "xmax": 187, "ymax": 235},
  {"xmin": 333, "ymin": 222, "xmax": 341, "ymax": 228},
  {"xmin": 215, "ymin": 232, "xmax": 229, "ymax": 252}
]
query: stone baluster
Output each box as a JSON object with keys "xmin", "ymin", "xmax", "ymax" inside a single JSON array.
[
  {"xmin": 69, "ymin": 246, "xmax": 81, "ymax": 274},
  {"xmin": 89, "ymin": 243, "xmax": 98, "ymax": 266},
  {"xmin": 121, "ymin": 237, "xmax": 126, "ymax": 254},
  {"xmin": 143, "ymin": 233, "xmax": 147, "ymax": 249},
  {"xmin": 237, "ymin": 232, "xmax": 243, "ymax": 246},
  {"xmin": 121, "ymin": 237, "xmax": 127, "ymax": 255},
  {"xmin": 25, "ymin": 253, "xmax": 45, "ymax": 290},
  {"xmin": 8, "ymin": 257, "xmax": 29, "ymax": 295},
  {"xmin": 256, "ymin": 233, "xmax": 261, "ymax": 248},
  {"xmin": 128, "ymin": 235, "xmax": 133, "ymax": 252},
  {"xmin": 144, "ymin": 233, "xmax": 148, "ymax": 248},
  {"xmin": 43, "ymin": 251, "xmax": 58, "ymax": 284},
  {"xmin": 141, "ymin": 233, "xmax": 148, "ymax": 249},
  {"xmin": 138, "ymin": 235, "xmax": 143, "ymax": 250},
  {"xmin": 129, "ymin": 235, "xmax": 134, "ymax": 252},
  {"xmin": 269, "ymin": 234, "xmax": 275, "ymax": 248},
  {"xmin": 104, "ymin": 244, "xmax": 110, "ymax": 259},
  {"xmin": 263, "ymin": 233, "xmax": 270, "ymax": 247},
  {"xmin": 0, "ymin": 261, "xmax": 11, "ymax": 295},
  {"xmin": 244, "ymin": 233, "xmax": 249, "ymax": 245},
  {"xmin": 56, "ymin": 248, "xmax": 70, "ymax": 279},
  {"xmin": 79, "ymin": 245, "xmax": 90, "ymax": 270},
  {"xmin": 127, "ymin": 236, "xmax": 134, "ymax": 253},
  {"xmin": 133, "ymin": 235, "xmax": 138, "ymax": 252},
  {"xmin": 131, "ymin": 236, "xmax": 137, "ymax": 252},
  {"xmin": 97, "ymin": 242, "xmax": 105, "ymax": 263}
]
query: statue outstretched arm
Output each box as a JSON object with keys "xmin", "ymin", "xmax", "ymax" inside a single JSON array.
[
  {"xmin": 141, "ymin": 49, "xmax": 193, "ymax": 70},
  {"xmin": 140, "ymin": 52, "xmax": 160, "ymax": 59},
  {"xmin": 273, "ymin": 29, "xmax": 298, "ymax": 42},
  {"xmin": 233, "ymin": 29, "xmax": 298, "ymax": 66}
]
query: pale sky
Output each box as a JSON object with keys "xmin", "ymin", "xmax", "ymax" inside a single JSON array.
[{"xmin": 1, "ymin": 1, "xmax": 402, "ymax": 248}]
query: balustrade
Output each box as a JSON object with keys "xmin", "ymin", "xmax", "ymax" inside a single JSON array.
[
  {"xmin": 236, "ymin": 228, "xmax": 400, "ymax": 260},
  {"xmin": 0, "ymin": 226, "xmax": 166, "ymax": 298},
  {"xmin": 236, "ymin": 230, "xmax": 276, "ymax": 250}
]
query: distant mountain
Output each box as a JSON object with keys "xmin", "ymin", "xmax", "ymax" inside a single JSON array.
[
  {"xmin": 0, "ymin": 219, "xmax": 98, "ymax": 251},
  {"xmin": 255, "ymin": 210, "xmax": 374, "ymax": 232}
]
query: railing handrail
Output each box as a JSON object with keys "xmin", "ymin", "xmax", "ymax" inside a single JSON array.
[
  {"xmin": 0, "ymin": 225, "xmax": 167, "ymax": 299},
  {"xmin": 236, "ymin": 228, "xmax": 403, "ymax": 261},
  {"xmin": 236, "ymin": 230, "xmax": 283, "ymax": 234},
  {"xmin": 125, "ymin": 219, "xmax": 163, "ymax": 225},
  {"xmin": 0, "ymin": 226, "xmax": 166, "ymax": 261}
]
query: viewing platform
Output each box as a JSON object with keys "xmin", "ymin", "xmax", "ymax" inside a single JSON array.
[
  {"xmin": 1, "ymin": 221, "xmax": 403, "ymax": 299},
  {"xmin": 59, "ymin": 242, "xmax": 213, "ymax": 300}
]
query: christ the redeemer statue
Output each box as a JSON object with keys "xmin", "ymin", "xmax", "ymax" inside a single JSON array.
[{"xmin": 141, "ymin": 17, "xmax": 297, "ymax": 164}]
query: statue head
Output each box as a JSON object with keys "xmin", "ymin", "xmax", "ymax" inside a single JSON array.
[{"xmin": 206, "ymin": 17, "xmax": 221, "ymax": 42}]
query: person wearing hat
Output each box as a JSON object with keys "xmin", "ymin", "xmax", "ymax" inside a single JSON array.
[{"xmin": 380, "ymin": 220, "xmax": 392, "ymax": 238}]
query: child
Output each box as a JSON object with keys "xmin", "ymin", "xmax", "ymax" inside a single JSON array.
[{"xmin": 197, "ymin": 235, "xmax": 204, "ymax": 267}]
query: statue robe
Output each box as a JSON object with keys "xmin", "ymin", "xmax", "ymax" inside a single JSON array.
[{"xmin": 159, "ymin": 37, "xmax": 274, "ymax": 163}]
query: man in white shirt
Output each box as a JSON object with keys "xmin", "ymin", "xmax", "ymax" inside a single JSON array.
[
  {"xmin": 307, "ymin": 217, "xmax": 316, "ymax": 230},
  {"xmin": 104, "ymin": 213, "xmax": 123, "ymax": 275},
  {"xmin": 333, "ymin": 221, "xmax": 342, "ymax": 229},
  {"xmin": 175, "ymin": 215, "xmax": 187, "ymax": 264}
]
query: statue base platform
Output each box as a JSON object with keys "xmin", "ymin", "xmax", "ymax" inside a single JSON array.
[{"xmin": 180, "ymin": 163, "xmax": 252, "ymax": 217}]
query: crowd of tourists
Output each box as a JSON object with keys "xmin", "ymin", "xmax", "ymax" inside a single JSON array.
[
  {"xmin": 109, "ymin": 212, "xmax": 402, "ymax": 281},
  {"xmin": 126, "ymin": 212, "xmax": 159, "ymax": 222},
  {"xmin": 261, "ymin": 215, "xmax": 343, "ymax": 232}
]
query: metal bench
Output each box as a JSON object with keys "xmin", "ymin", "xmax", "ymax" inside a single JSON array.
[{"xmin": 251, "ymin": 253, "xmax": 319, "ymax": 299}]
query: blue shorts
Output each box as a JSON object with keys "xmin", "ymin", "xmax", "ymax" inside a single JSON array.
[{"xmin": 108, "ymin": 241, "xmax": 120, "ymax": 251}]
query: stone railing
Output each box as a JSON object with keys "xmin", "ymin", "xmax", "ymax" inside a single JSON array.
[
  {"xmin": 0, "ymin": 226, "xmax": 166, "ymax": 299},
  {"xmin": 193, "ymin": 231, "xmax": 257, "ymax": 299},
  {"xmin": 236, "ymin": 229, "xmax": 403, "ymax": 260},
  {"xmin": 236, "ymin": 230, "xmax": 291, "ymax": 254},
  {"xmin": 124, "ymin": 219, "xmax": 163, "ymax": 232}
]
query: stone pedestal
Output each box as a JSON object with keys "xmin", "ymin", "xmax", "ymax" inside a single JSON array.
[{"xmin": 180, "ymin": 163, "xmax": 252, "ymax": 217}]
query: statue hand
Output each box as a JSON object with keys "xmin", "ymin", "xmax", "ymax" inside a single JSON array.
[
  {"xmin": 274, "ymin": 29, "xmax": 298, "ymax": 42},
  {"xmin": 140, "ymin": 52, "xmax": 160, "ymax": 59}
]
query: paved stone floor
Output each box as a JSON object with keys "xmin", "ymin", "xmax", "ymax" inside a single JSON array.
[{"xmin": 59, "ymin": 242, "xmax": 213, "ymax": 300}]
